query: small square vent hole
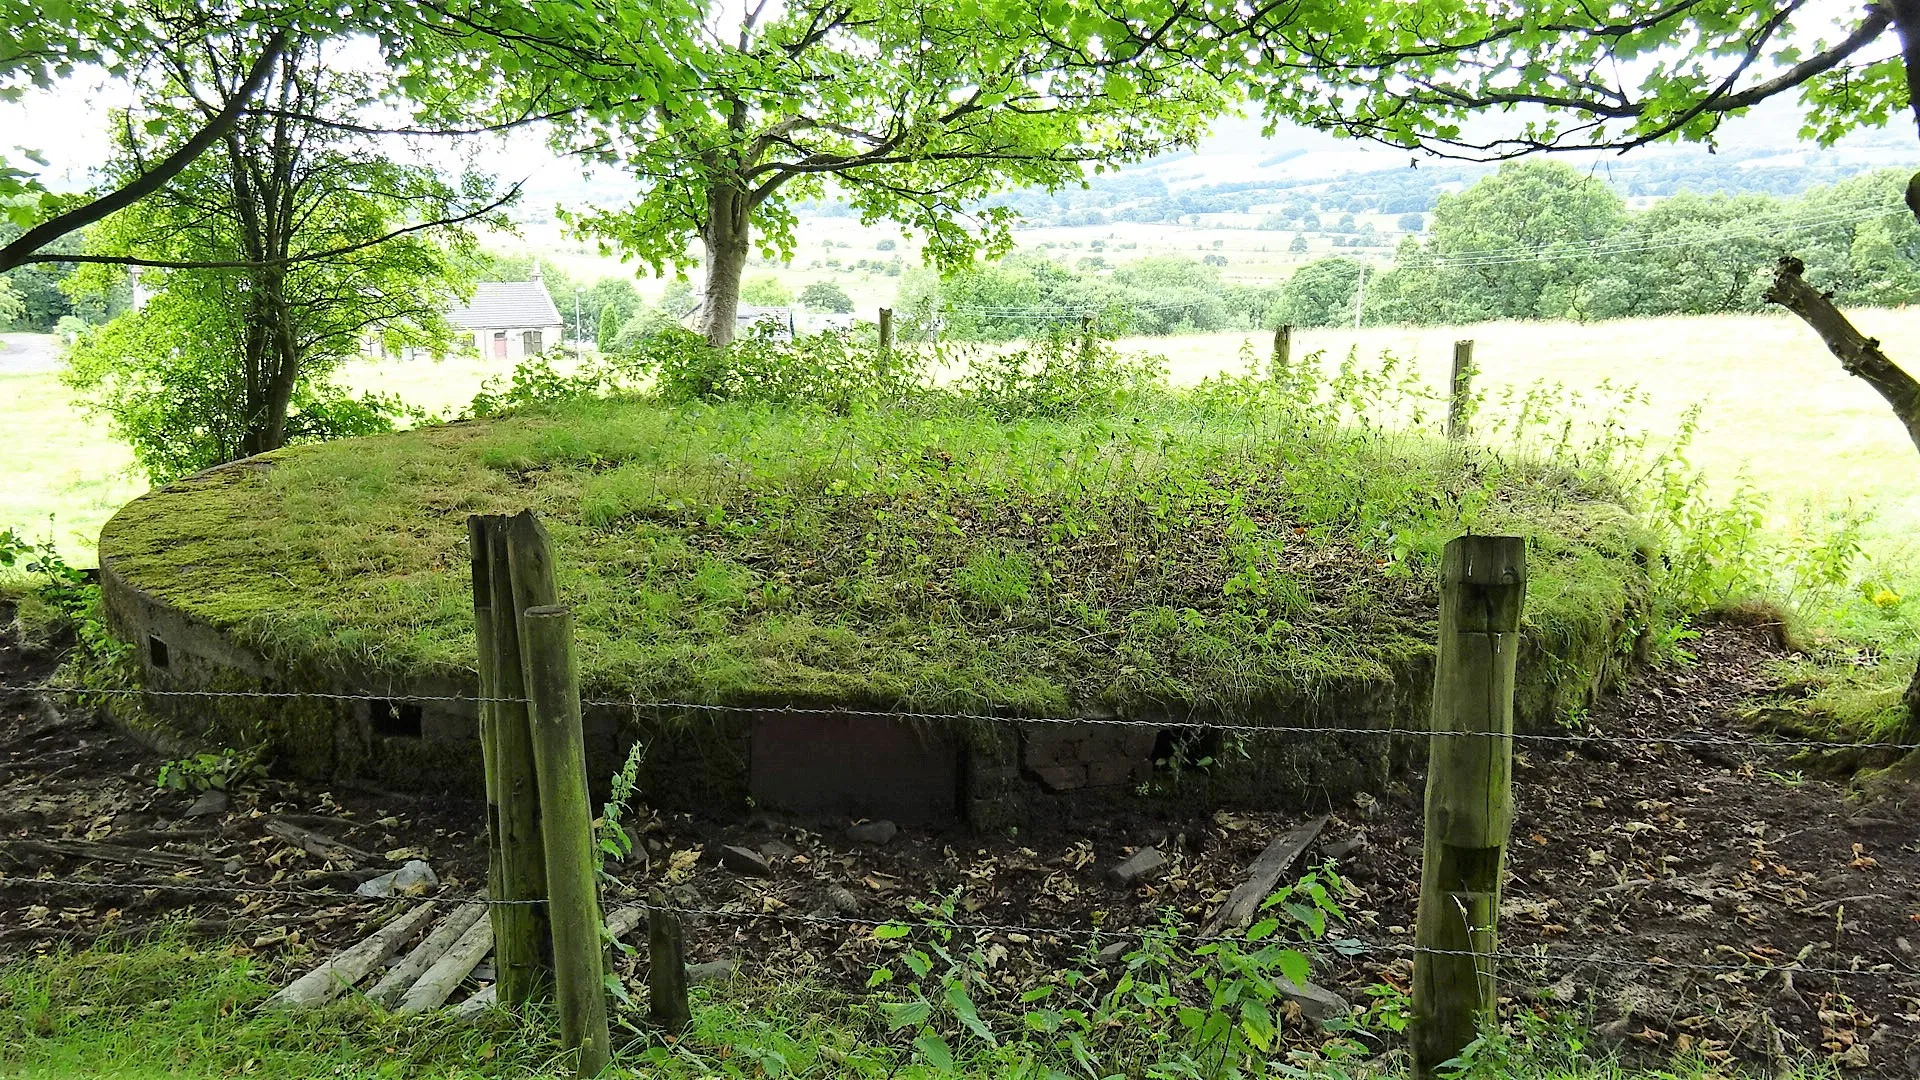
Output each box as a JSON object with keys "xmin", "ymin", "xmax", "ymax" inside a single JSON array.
[
  {"xmin": 148, "ymin": 635, "xmax": 170, "ymax": 670},
  {"xmin": 371, "ymin": 699, "xmax": 424, "ymax": 738}
]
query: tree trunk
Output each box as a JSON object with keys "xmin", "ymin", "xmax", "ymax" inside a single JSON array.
[
  {"xmin": 698, "ymin": 182, "xmax": 752, "ymax": 348},
  {"xmin": 238, "ymin": 267, "xmax": 300, "ymax": 457}
]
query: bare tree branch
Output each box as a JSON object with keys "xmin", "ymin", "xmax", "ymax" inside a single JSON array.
[
  {"xmin": 12, "ymin": 183, "xmax": 520, "ymax": 270},
  {"xmin": 1764, "ymin": 255, "xmax": 1920, "ymax": 453}
]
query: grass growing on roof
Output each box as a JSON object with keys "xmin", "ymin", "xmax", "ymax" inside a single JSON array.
[{"xmin": 96, "ymin": 344, "xmax": 1653, "ymax": 718}]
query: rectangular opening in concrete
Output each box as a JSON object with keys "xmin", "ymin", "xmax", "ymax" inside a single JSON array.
[
  {"xmin": 750, "ymin": 713, "xmax": 959, "ymax": 824},
  {"xmin": 371, "ymin": 699, "xmax": 424, "ymax": 738},
  {"xmin": 147, "ymin": 635, "xmax": 170, "ymax": 670}
]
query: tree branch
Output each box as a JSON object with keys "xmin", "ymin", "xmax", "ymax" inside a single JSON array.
[
  {"xmin": 12, "ymin": 183, "xmax": 519, "ymax": 270},
  {"xmin": 0, "ymin": 29, "xmax": 289, "ymax": 273},
  {"xmin": 1764, "ymin": 255, "xmax": 1920, "ymax": 453}
]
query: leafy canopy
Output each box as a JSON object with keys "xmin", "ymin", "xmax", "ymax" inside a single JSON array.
[
  {"xmin": 61, "ymin": 35, "xmax": 493, "ymax": 480},
  {"xmin": 562, "ymin": 0, "xmax": 1228, "ymax": 275},
  {"xmin": 1224, "ymin": 1, "xmax": 1909, "ymax": 156},
  {"xmin": 1, "ymin": 0, "xmax": 700, "ymax": 265}
]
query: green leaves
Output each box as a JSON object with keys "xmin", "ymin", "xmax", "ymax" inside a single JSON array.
[
  {"xmin": 1216, "ymin": 1, "xmax": 1903, "ymax": 158},
  {"xmin": 911, "ymin": 1032, "xmax": 954, "ymax": 1070},
  {"xmin": 560, "ymin": 0, "xmax": 1229, "ymax": 324}
]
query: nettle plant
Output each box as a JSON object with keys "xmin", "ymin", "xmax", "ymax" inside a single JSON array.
[{"xmin": 867, "ymin": 870, "xmax": 1392, "ymax": 1078}]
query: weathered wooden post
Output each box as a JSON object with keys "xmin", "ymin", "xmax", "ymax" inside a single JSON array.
[
  {"xmin": 1271, "ymin": 324, "xmax": 1292, "ymax": 374},
  {"xmin": 1446, "ymin": 339, "xmax": 1475, "ymax": 440},
  {"xmin": 467, "ymin": 518, "xmax": 507, "ymax": 963},
  {"xmin": 647, "ymin": 888, "xmax": 691, "ymax": 1033},
  {"xmin": 524, "ymin": 603, "xmax": 612, "ymax": 1076},
  {"xmin": 877, "ymin": 307, "xmax": 893, "ymax": 356},
  {"xmin": 474, "ymin": 514, "xmax": 549, "ymax": 1004},
  {"xmin": 1410, "ymin": 534, "xmax": 1525, "ymax": 1079}
]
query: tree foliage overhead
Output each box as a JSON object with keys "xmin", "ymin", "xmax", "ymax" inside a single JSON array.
[
  {"xmin": 1230, "ymin": 1, "xmax": 1912, "ymax": 158},
  {"xmin": 0, "ymin": 0, "xmax": 698, "ymax": 271},
  {"xmin": 562, "ymin": 0, "xmax": 1228, "ymax": 344}
]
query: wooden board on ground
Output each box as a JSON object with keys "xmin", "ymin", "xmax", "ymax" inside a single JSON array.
[
  {"xmin": 1199, "ymin": 816, "xmax": 1328, "ymax": 937},
  {"xmin": 265, "ymin": 902, "xmax": 439, "ymax": 1009}
]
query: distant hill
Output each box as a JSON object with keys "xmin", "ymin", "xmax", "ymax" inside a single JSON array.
[{"xmin": 517, "ymin": 99, "xmax": 1920, "ymax": 241}]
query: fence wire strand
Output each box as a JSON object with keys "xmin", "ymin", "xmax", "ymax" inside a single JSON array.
[
  {"xmin": 3, "ymin": 873, "xmax": 1911, "ymax": 983},
  {"xmin": 8, "ymin": 682, "xmax": 1916, "ymax": 754}
]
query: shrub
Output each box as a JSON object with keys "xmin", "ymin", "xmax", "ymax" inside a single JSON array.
[{"xmin": 799, "ymin": 281, "xmax": 855, "ymax": 313}]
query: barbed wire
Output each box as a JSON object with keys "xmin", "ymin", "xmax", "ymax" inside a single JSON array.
[
  {"xmin": 0, "ymin": 875, "xmax": 544, "ymax": 906},
  {"xmin": 4, "ymin": 874, "xmax": 1911, "ymax": 982},
  {"xmin": 9, "ymin": 682, "xmax": 1915, "ymax": 754}
]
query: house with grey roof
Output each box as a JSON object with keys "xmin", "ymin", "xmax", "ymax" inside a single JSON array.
[{"xmin": 448, "ymin": 267, "xmax": 565, "ymax": 360}]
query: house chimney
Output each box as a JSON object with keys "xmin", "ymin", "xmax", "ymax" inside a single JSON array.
[{"xmin": 529, "ymin": 263, "xmax": 544, "ymax": 284}]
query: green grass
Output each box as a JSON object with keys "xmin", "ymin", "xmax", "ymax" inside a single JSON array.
[
  {"xmin": 0, "ymin": 938, "xmax": 1835, "ymax": 1080},
  {"xmin": 0, "ymin": 370, "xmax": 142, "ymax": 560},
  {"xmin": 95, "ymin": 373, "xmax": 1649, "ymax": 716}
]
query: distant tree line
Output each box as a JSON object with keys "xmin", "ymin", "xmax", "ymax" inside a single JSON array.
[
  {"xmin": 1273, "ymin": 162, "xmax": 1920, "ymax": 328},
  {"xmin": 0, "ymin": 226, "xmax": 129, "ymax": 333},
  {"xmin": 895, "ymin": 254, "xmax": 1283, "ymax": 341},
  {"xmin": 961, "ymin": 148, "xmax": 1911, "ymax": 231}
]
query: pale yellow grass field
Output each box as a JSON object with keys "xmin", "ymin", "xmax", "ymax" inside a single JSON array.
[
  {"xmin": 8, "ymin": 306, "xmax": 1920, "ymax": 571},
  {"xmin": 1128, "ymin": 308, "xmax": 1920, "ymax": 572}
]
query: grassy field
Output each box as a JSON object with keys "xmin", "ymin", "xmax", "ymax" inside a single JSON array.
[
  {"xmin": 1130, "ymin": 308, "xmax": 1920, "ymax": 572},
  {"xmin": 0, "ymin": 937, "xmax": 1830, "ymax": 1080}
]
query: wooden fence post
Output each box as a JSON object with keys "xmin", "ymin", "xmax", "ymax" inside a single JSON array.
[
  {"xmin": 467, "ymin": 518, "xmax": 507, "ymax": 958},
  {"xmin": 1272, "ymin": 324, "xmax": 1292, "ymax": 373},
  {"xmin": 524, "ymin": 604, "xmax": 611, "ymax": 1076},
  {"xmin": 1410, "ymin": 534, "xmax": 1525, "ymax": 1079},
  {"xmin": 647, "ymin": 888, "xmax": 691, "ymax": 1033},
  {"xmin": 1446, "ymin": 340, "xmax": 1474, "ymax": 440},
  {"xmin": 477, "ymin": 514, "xmax": 550, "ymax": 1004},
  {"xmin": 877, "ymin": 307, "xmax": 893, "ymax": 356}
]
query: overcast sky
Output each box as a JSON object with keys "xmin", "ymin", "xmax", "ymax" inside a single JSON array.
[{"xmin": 2, "ymin": 0, "xmax": 1902, "ymax": 200}]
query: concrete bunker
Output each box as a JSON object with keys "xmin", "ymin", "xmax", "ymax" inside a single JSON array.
[{"xmin": 93, "ymin": 409, "xmax": 1653, "ymax": 828}]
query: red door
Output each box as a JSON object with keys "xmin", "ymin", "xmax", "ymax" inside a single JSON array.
[{"xmin": 492, "ymin": 331, "xmax": 508, "ymax": 358}]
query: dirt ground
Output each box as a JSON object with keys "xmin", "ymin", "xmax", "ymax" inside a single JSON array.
[{"xmin": 3, "ymin": 610, "xmax": 1918, "ymax": 1075}]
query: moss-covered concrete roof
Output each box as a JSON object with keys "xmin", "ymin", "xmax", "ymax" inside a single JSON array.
[{"xmin": 99, "ymin": 393, "xmax": 1652, "ymax": 717}]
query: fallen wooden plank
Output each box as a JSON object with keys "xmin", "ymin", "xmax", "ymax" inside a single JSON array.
[
  {"xmin": 264, "ymin": 902, "xmax": 439, "ymax": 1009},
  {"xmin": 1199, "ymin": 815, "xmax": 1328, "ymax": 937},
  {"xmin": 2, "ymin": 838, "xmax": 211, "ymax": 870},
  {"xmin": 450, "ymin": 983, "xmax": 497, "ymax": 1020},
  {"xmin": 606, "ymin": 904, "xmax": 646, "ymax": 941},
  {"xmin": 396, "ymin": 908, "xmax": 493, "ymax": 1015},
  {"xmin": 263, "ymin": 820, "xmax": 382, "ymax": 867},
  {"xmin": 366, "ymin": 901, "xmax": 488, "ymax": 1008}
]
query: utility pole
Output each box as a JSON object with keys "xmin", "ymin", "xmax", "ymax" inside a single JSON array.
[
  {"xmin": 574, "ymin": 289, "xmax": 583, "ymax": 353},
  {"xmin": 1353, "ymin": 264, "xmax": 1368, "ymax": 329}
]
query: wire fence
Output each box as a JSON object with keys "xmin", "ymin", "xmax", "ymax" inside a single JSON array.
[
  {"xmin": 4, "ymin": 677, "xmax": 1914, "ymax": 991},
  {"xmin": 3, "ymin": 873, "xmax": 1911, "ymax": 983},
  {"xmin": 7, "ymin": 682, "xmax": 1916, "ymax": 753}
]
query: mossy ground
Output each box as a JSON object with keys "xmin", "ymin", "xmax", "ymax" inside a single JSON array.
[{"xmin": 97, "ymin": 375, "xmax": 1651, "ymax": 720}]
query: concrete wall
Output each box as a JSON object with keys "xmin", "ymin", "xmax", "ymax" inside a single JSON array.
[{"xmin": 95, "ymin": 481, "xmax": 1629, "ymax": 827}]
